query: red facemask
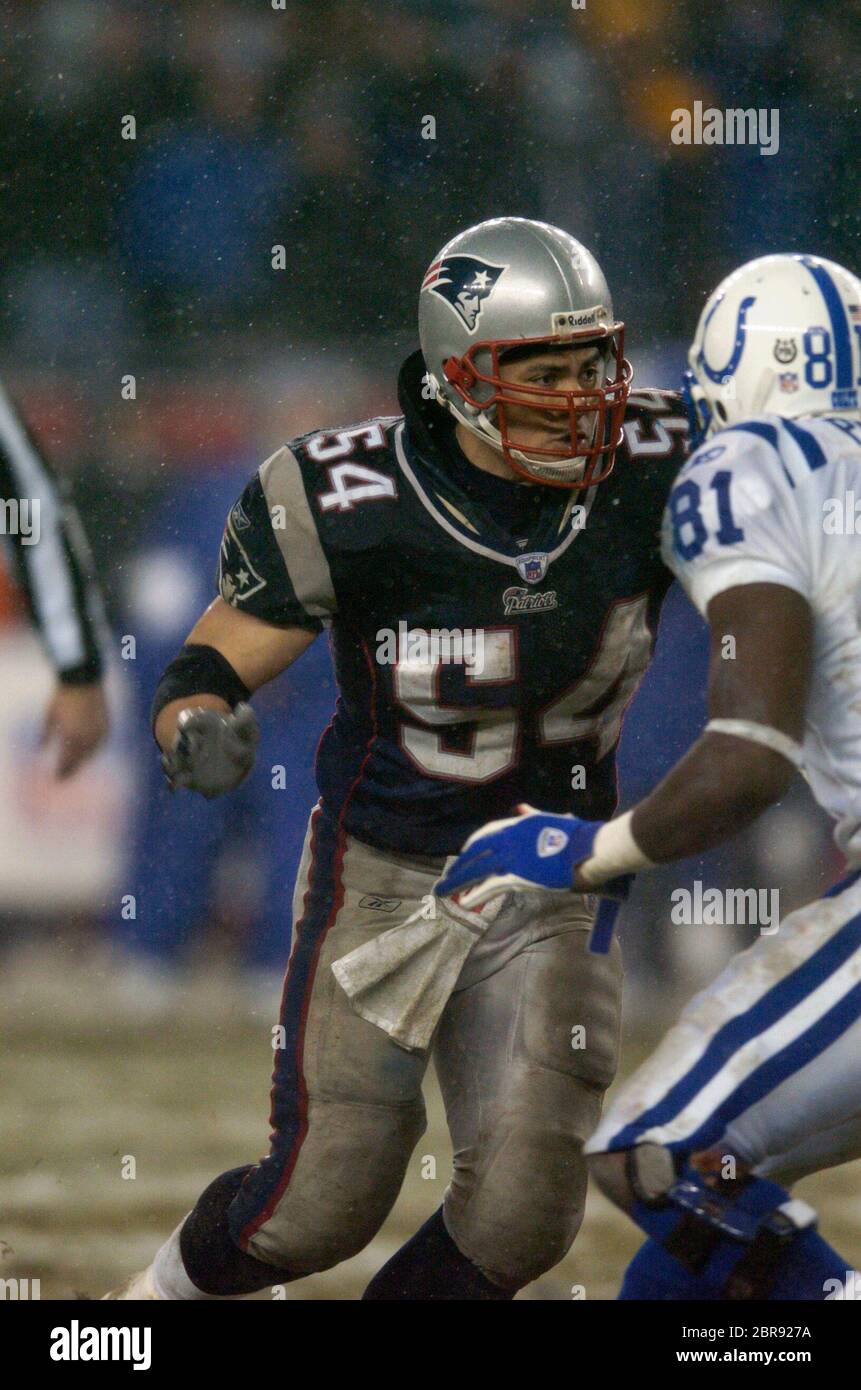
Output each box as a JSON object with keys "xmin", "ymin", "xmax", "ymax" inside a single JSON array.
[{"xmin": 442, "ymin": 326, "xmax": 633, "ymax": 488}]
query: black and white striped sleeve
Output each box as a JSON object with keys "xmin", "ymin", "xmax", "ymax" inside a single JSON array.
[{"xmin": 0, "ymin": 379, "xmax": 107, "ymax": 683}]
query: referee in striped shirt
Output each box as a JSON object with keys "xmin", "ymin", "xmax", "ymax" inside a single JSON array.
[{"xmin": 0, "ymin": 379, "xmax": 109, "ymax": 776}]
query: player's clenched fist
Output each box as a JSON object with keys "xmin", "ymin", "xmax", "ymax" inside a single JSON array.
[{"xmin": 161, "ymin": 703, "xmax": 259, "ymax": 799}]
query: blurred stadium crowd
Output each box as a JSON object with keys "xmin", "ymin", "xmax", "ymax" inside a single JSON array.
[
  {"xmin": 0, "ymin": 0, "xmax": 851, "ymax": 1010},
  {"xmin": 3, "ymin": 0, "xmax": 859, "ymax": 350},
  {"xmin": 0, "ymin": 0, "xmax": 857, "ymax": 579}
]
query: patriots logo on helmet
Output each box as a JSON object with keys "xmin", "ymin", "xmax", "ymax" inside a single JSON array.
[{"xmin": 422, "ymin": 255, "xmax": 508, "ymax": 333}]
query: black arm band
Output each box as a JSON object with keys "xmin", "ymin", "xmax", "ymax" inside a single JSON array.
[
  {"xmin": 58, "ymin": 656, "xmax": 104, "ymax": 686},
  {"xmin": 151, "ymin": 644, "xmax": 251, "ymax": 734}
]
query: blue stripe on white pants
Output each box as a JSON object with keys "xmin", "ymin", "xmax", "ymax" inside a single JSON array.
[
  {"xmin": 585, "ymin": 874, "xmax": 861, "ymax": 1157},
  {"xmin": 740, "ymin": 1015, "xmax": 861, "ymax": 1178}
]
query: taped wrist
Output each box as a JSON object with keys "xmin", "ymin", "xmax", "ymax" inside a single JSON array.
[
  {"xmin": 151, "ymin": 644, "xmax": 250, "ymax": 734},
  {"xmin": 578, "ymin": 810, "xmax": 654, "ymax": 887}
]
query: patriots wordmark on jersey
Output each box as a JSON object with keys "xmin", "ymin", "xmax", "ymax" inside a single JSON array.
[{"xmin": 218, "ymin": 352, "xmax": 689, "ymax": 855}]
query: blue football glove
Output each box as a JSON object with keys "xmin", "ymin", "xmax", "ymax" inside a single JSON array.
[{"xmin": 435, "ymin": 804, "xmax": 631, "ymax": 911}]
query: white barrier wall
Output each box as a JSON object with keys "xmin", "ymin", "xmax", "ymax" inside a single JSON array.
[{"xmin": 0, "ymin": 631, "xmax": 131, "ymax": 910}]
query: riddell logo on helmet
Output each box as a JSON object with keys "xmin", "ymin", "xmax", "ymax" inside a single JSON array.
[{"xmin": 552, "ymin": 307, "xmax": 608, "ymax": 333}]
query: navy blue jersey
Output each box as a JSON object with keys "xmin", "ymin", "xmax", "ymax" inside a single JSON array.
[{"xmin": 217, "ymin": 352, "xmax": 689, "ymax": 854}]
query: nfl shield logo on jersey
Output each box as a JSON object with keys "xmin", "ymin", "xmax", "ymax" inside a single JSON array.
[
  {"xmin": 516, "ymin": 552, "xmax": 548, "ymax": 585},
  {"xmin": 421, "ymin": 255, "xmax": 508, "ymax": 333}
]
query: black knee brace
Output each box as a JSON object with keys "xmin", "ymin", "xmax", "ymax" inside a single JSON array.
[{"xmin": 180, "ymin": 1166, "xmax": 298, "ymax": 1297}]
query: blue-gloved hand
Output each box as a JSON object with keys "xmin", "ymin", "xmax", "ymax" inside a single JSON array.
[{"xmin": 435, "ymin": 804, "xmax": 631, "ymax": 910}]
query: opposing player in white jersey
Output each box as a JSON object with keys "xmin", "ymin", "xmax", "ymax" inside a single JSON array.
[{"xmin": 437, "ymin": 252, "xmax": 861, "ymax": 1299}]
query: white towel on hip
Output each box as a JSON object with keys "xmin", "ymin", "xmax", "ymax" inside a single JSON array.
[{"xmin": 331, "ymin": 886, "xmax": 507, "ymax": 1053}]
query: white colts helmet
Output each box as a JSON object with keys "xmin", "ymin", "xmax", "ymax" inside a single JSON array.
[{"xmin": 685, "ymin": 253, "xmax": 861, "ymax": 445}]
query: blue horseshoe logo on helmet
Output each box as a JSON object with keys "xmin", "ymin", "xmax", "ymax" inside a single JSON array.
[{"xmin": 698, "ymin": 295, "xmax": 757, "ymax": 383}]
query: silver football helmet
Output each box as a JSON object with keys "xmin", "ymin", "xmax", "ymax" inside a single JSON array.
[{"xmin": 418, "ymin": 217, "xmax": 632, "ymax": 487}]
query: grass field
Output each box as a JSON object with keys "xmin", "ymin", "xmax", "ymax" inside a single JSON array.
[{"xmin": 3, "ymin": 943, "xmax": 861, "ymax": 1302}]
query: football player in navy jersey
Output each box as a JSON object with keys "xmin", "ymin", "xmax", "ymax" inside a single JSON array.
[{"xmin": 104, "ymin": 217, "xmax": 689, "ymax": 1300}]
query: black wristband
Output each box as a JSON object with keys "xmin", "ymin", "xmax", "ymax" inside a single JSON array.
[
  {"xmin": 58, "ymin": 656, "xmax": 104, "ymax": 686},
  {"xmin": 151, "ymin": 644, "xmax": 250, "ymax": 734}
]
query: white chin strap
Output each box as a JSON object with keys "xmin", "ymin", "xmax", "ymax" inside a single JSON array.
[
  {"xmin": 445, "ymin": 395, "xmax": 590, "ymax": 483},
  {"xmin": 509, "ymin": 441, "xmax": 589, "ymax": 483}
]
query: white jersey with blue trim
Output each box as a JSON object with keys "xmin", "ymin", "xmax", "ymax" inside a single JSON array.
[{"xmin": 661, "ymin": 411, "xmax": 861, "ymax": 862}]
